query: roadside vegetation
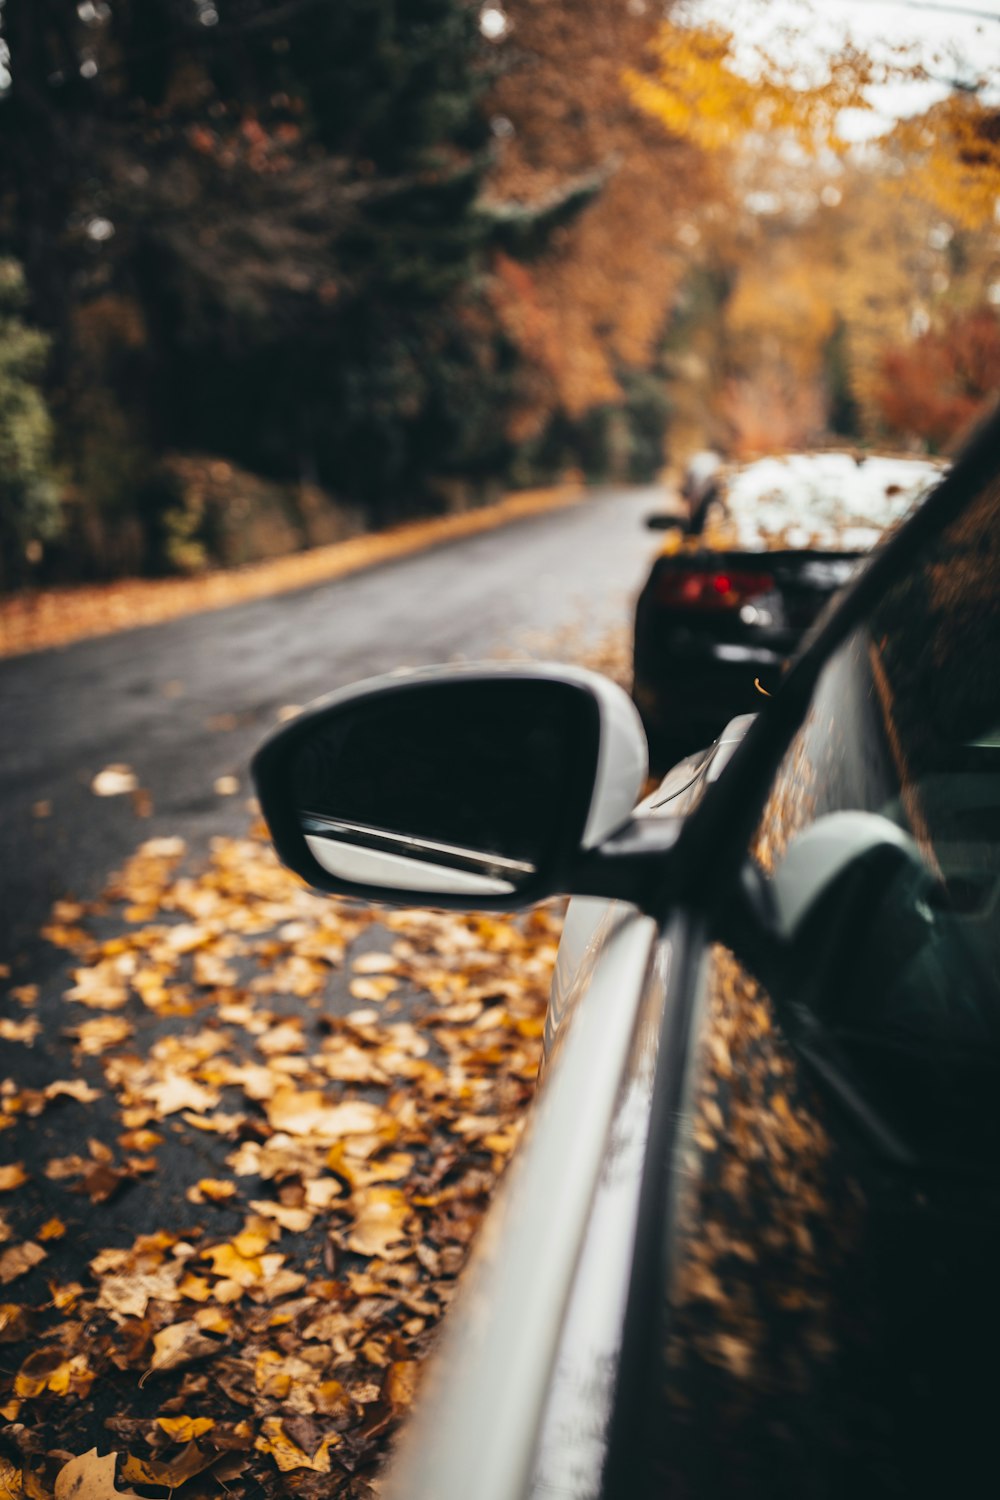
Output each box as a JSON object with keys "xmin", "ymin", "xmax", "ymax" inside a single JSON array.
[{"xmin": 0, "ymin": 1, "xmax": 997, "ymax": 593}]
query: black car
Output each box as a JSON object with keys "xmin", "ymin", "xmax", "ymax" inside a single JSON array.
[{"xmin": 633, "ymin": 450, "xmax": 944, "ymax": 768}]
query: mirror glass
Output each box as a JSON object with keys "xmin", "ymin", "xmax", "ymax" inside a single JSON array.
[{"xmin": 290, "ymin": 678, "xmax": 595, "ymax": 897}]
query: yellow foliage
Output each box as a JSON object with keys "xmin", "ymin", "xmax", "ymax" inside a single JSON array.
[
  {"xmin": 625, "ymin": 22, "xmax": 875, "ymax": 157},
  {"xmin": 891, "ymin": 96, "xmax": 1000, "ymax": 229}
]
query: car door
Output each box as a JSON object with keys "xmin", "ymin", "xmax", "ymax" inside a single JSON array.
[{"xmin": 603, "ymin": 462, "xmax": 1000, "ymax": 1499}]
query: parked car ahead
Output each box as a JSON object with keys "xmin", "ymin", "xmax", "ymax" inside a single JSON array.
[
  {"xmin": 252, "ymin": 406, "xmax": 1000, "ymax": 1500},
  {"xmin": 633, "ymin": 449, "xmax": 944, "ymax": 768}
]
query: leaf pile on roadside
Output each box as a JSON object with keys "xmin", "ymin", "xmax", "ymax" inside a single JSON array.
[{"xmin": 0, "ymin": 825, "xmax": 562, "ymax": 1498}]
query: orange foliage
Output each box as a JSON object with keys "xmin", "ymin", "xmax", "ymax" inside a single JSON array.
[
  {"xmin": 719, "ymin": 371, "xmax": 828, "ymax": 459},
  {"xmin": 875, "ymin": 307, "xmax": 1000, "ymax": 451},
  {"xmin": 484, "ymin": 0, "xmax": 706, "ymax": 423}
]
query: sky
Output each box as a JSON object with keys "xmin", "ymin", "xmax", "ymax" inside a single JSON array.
[{"xmin": 677, "ymin": 0, "xmax": 1000, "ymax": 139}]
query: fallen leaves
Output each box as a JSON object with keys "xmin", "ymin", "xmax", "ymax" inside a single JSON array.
[
  {"xmin": 264, "ymin": 1090, "xmax": 385, "ymax": 1141},
  {"xmin": 0, "ymin": 820, "xmax": 562, "ymax": 1498},
  {"xmin": 149, "ymin": 1321, "xmax": 223, "ymax": 1373},
  {"xmin": 155, "ymin": 1415, "xmax": 215, "ymax": 1442},
  {"xmin": 90, "ymin": 766, "xmax": 139, "ymax": 798},
  {"xmin": 55, "ymin": 1450, "xmax": 142, "ymax": 1500},
  {"xmin": 15, "ymin": 1350, "xmax": 94, "ymax": 1400},
  {"xmin": 345, "ymin": 1189, "xmax": 411, "ymax": 1259},
  {"xmin": 254, "ymin": 1417, "xmax": 337, "ymax": 1473},
  {"xmin": 0, "ymin": 1242, "xmax": 45, "ymax": 1284}
]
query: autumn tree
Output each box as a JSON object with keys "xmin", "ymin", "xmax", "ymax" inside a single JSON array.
[
  {"xmin": 874, "ymin": 305, "xmax": 1000, "ymax": 451},
  {"xmin": 480, "ymin": 0, "xmax": 706, "ymax": 474},
  {"xmin": 623, "ymin": 16, "xmax": 1000, "ymax": 457}
]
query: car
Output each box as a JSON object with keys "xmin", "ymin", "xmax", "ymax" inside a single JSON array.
[
  {"xmin": 251, "ymin": 403, "xmax": 1000, "ymax": 1500},
  {"xmin": 633, "ymin": 449, "xmax": 945, "ymax": 769}
]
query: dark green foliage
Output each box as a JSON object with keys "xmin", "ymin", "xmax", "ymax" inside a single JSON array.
[
  {"xmin": 823, "ymin": 317, "xmax": 861, "ymax": 440},
  {"xmin": 0, "ymin": 260, "xmax": 58, "ymax": 588},
  {"xmin": 0, "ymin": 1, "xmax": 614, "ymax": 580}
]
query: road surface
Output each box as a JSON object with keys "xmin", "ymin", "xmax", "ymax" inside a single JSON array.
[{"xmin": 1, "ymin": 485, "xmax": 661, "ymax": 974}]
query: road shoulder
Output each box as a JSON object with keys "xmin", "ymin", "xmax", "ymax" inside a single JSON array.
[{"xmin": 0, "ymin": 484, "xmax": 583, "ymax": 660}]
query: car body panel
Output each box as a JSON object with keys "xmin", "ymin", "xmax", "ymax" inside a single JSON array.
[{"xmin": 384, "ymin": 908, "xmax": 660, "ymax": 1500}]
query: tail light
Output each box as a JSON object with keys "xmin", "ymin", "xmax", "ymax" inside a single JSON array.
[{"xmin": 653, "ymin": 568, "xmax": 775, "ymax": 611}]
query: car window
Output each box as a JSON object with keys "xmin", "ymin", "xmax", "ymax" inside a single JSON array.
[
  {"xmin": 638, "ymin": 474, "xmax": 1000, "ymax": 1500},
  {"xmin": 752, "ymin": 473, "xmax": 1000, "ymax": 1161}
]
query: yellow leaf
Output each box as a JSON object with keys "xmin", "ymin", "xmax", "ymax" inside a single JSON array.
[
  {"xmin": 0, "ymin": 1165, "xmax": 27, "ymax": 1192},
  {"xmin": 0, "ymin": 1018, "xmax": 39, "ymax": 1045},
  {"xmin": 155, "ymin": 1416, "xmax": 215, "ymax": 1442},
  {"xmin": 254, "ymin": 1418, "xmax": 337, "ymax": 1473},
  {"xmin": 265, "ymin": 1087, "xmax": 384, "ymax": 1139},
  {"xmin": 351, "ymin": 952, "xmax": 398, "ymax": 974},
  {"xmin": 200, "ymin": 1243, "xmax": 263, "ymax": 1287},
  {"xmin": 186, "ymin": 1178, "xmax": 237, "ymax": 1204},
  {"xmin": 232, "ymin": 1227, "xmax": 272, "ymax": 1257},
  {"xmin": 346, "ymin": 1188, "xmax": 410, "ymax": 1258},
  {"xmin": 193, "ymin": 1305, "xmax": 233, "ymax": 1335},
  {"xmin": 0, "ymin": 1458, "xmax": 22, "ymax": 1499},
  {"xmin": 349, "ymin": 976, "xmax": 398, "ymax": 1002},
  {"xmin": 254, "ymin": 1350, "xmax": 292, "ymax": 1398},
  {"xmin": 37, "ymin": 1218, "xmax": 66, "ymax": 1242},
  {"xmin": 177, "ymin": 1273, "xmax": 212, "ymax": 1302}
]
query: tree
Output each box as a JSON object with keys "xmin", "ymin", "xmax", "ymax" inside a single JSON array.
[
  {"xmin": 874, "ymin": 306, "xmax": 1000, "ymax": 451},
  {"xmin": 0, "ymin": 0, "xmax": 540, "ymax": 563},
  {"xmin": 481, "ymin": 0, "xmax": 704, "ymax": 468},
  {"xmin": 0, "ymin": 259, "xmax": 58, "ymax": 587}
]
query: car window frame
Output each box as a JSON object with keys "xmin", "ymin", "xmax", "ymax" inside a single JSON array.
[{"xmin": 671, "ymin": 401, "xmax": 1000, "ymax": 920}]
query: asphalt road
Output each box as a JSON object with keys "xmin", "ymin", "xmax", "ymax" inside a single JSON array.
[{"xmin": 1, "ymin": 485, "xmax": 661, "ymax": 975}]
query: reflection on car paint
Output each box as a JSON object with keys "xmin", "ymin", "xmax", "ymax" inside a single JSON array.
[{"xmin": 529, "ymin": 938, "xmax": 673, "ymax": 1499}]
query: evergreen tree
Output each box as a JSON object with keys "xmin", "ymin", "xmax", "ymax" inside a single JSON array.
[{"xmin": 0, "ymin": 260, "xmax": 58, "ymax": 587}]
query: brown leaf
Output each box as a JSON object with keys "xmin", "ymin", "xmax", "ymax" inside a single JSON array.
[
  {"xmin": 0, "ymin": 1243, "xmax": 46, "ymax": 1285},
  {"xmin": 54, "ymin": 1451, "xmax": 142, "ymax": 1500},
  {"xmin": 118, "ymin": 1443, "xmax": 217, "ymax": 1490},
  {"xmin": 0, "ymin": 1303, "xmax": 34, "ymax": 1343},
  {"xmin": 385, "ymin": 1360, "xmax": 420, "ymax": 1411},
  {"xmin": 0, "ymin": 1164, "xmax": 28, "ymax": 1191},
  {"xmin": 148, "ymin": 1321, "xmax": 222, "ymax": 1373}
]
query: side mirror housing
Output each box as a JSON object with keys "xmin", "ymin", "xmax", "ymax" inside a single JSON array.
[
  {"xmin": 251, "ymin": 663, "xmax": 648, "ymax": 910},
  {"xmin": 770, "ymin": 811, "xmax": 924, "ymax": 942}
]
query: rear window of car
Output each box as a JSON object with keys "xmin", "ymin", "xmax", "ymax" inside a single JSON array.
[{"xmin": 708, "ymin": 453, "xmax": 944, "ymax": 552}]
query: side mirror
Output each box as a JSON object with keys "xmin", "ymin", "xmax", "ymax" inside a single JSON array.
[
  {"xmin": 770, "ymin": 811, "xmax": 924, "ymax": 942},
  {"xmin": 251, "ymin": 663, "xmax": 648, "ymax": 910},
  {"xmin": 645, "ymin": 512, "xmax": 686, "ymax": 532}
]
